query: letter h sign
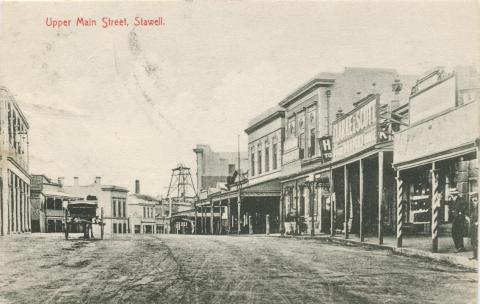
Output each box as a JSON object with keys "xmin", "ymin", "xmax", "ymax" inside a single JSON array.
[{"xmin": 319, "ymin": 136, "xmax": 332, "ymax": 162}]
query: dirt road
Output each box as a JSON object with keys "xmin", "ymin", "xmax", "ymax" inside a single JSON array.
[{"xmin": 0, "ymin": 234, "xmax": 477, "ymax": 303}]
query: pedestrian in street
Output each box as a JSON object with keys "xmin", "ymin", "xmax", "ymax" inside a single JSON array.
[
  {"xmin": 468, "ymin": 193, "xmax": 478, "ymax": 260},
  {"xmin": 450, "ymin": 189, "xmax": 467, "ymax": 253}
]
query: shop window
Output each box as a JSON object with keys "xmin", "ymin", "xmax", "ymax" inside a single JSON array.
[
  {"xmin": 272, "ymin": 143, "xmax": 278, "ymax": 170},
  {"xmin": 134, "ymin": 225, "xmax": 141, "ymax": 234},
  {"xmin": 299, "ymin": 188, "xmax": 305, "ymax": 216},
  {"xmin": 46, "ymin": 197, "xmax": 55, "ymax": 210},
  {"xmin": 113, "ymin": 223, "xmax": 117, "ymax": 233}
]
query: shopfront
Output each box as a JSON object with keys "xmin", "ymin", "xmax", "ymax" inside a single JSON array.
[
  {"xmin": 330, "ymin": 94, "xmax": 396, "ymax": 243},
  {"xmin": 393, "ymin": 98, "xmax": 479, "ymax": 252}
]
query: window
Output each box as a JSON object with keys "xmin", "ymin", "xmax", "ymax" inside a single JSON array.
[
  {"xmin": 54, "ymin": 198, "xmax": 62, "ymax": 210},
  {"xmin": 118, "ymin": 200, "xmax": 122, "ymax": 217},
  {"xmin": 299, "ymin": 187, "xmax": 305, "ymax": 216},
  {"xmin": 47, "ymin": 220, "xmax": 55, "ymax": 232},
  {"xmin": 134, "ymin": 225, "xmax": 141, "ymax": 234},
  {"xmin": 299, "ymin": 135, "xmax": 305, "ymax": 159},
  {"xmin": 46, "ymin": 197, "xmax": 55, "ymax": 210},
  {"xmin": 122, "ymin": 200, "xmax": 126, "ymax": 218},
  {"xmin": 309, "ymin": 128, "xmax": 316, "ymax": 157},
  {"xmin": 265, "ymin": 141, "xmax": 270, "ymax": 172},
  {"xmin": 123, "ymin": 223, "xmax": 127, "ymax": 233},
  {"xmin": 273, "ymin": 142, "xmax": 278, "ymax": 170},
  {"xmin": 112, "ymin": 200, "xmax": 117, "ymax": 217},
  {"xmin": 257, "ymin": 145, "xmax": 262, "ymax": 175},
  {"xmin": 250, "ymin": 147, "xmax": 255, "ymax": 176},
  {"xmin": 118, "ymin": 223, "xmax": 122, "ymax": 233},
  {"xmin": 143, "ymin": 206, "xmax": 146, "ymax": 218},
  {"xmin": 113, "ymin": 223, "xmax": 117, "ymax": 233}
]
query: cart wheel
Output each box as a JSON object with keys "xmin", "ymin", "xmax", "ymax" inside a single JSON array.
[{"xmin": 65, "ymin": 223, "xmax": 69, "ymax": 240}]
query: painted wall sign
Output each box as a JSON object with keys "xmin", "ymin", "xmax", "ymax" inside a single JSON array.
[
  {"xmin": 409, "ymin": 75, "xmax": 456, "ymax": 125},
  {"xmin": 332, "ymin": 96, "xmax": 379, "ymax": 161},
  {"xmin": 394, "ymin": 100, "xmax": 478, "ymax": 165}
]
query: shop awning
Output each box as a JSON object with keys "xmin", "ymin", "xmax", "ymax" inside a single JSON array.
[
  {"xmin": 203, "ymin": 179, "xmax": 281, "ymax": 203},
  {"xmin": 43, "ymin": 190, "xmax": 82, "ymax": 199}
]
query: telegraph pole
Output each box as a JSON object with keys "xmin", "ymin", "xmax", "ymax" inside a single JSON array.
[{"xmin": 237, "ymin": 135, "xmax": 242, "ymax": 235}]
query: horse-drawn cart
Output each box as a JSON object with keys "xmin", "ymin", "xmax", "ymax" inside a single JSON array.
[{"xmin": 64, "ymin": 200, "xmax": 104, "ymax": 240}]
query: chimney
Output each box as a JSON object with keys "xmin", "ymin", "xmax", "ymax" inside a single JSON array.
[
  {"xmin": 135, "ymin": 180, "xmax": 140, "ymax": 194},
  {"xmin": 95, "ymin": 176, "xmax": 101, "ymax": 185},
  {"xmin": 355, "ymin": 90, "xmax": 363, "ymax": 103},
  {"xmin": 336, "ymin": 108, "xmax": 344, "ymax": 120},
  {"xmin": 391, "ymin": 76, "xmax": 403, "ymax": 110},
  {"xmin": 74, "ymin": 176, "xmax": 79, "ymax": 186},
  {"xmin": 57, "ymin": 177, "xmax": 64, "ymax": 187}
]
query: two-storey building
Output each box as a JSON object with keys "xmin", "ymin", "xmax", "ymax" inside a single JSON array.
[
  {"xmin": 30, "ymin": 175, "xmax": 81, "ymax": 233},
  {"xmin": 0, "ymin": 86, "xmax": 31, "ymax": 235},
  {"xmin": 278, "ymin": 67, "xmax": 415, "ymax": 237},
  {"xmin": 128, "ymin": 180, "xmax": 165, "ymax": 234},
  {"xmin": 63, "ymin": 176, "xmax": 129, "ymax": 235}
]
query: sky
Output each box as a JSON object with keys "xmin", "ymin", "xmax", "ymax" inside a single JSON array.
[{"xmin": 0, "ymin": 1, "xmax": 478, "ymax": 196}]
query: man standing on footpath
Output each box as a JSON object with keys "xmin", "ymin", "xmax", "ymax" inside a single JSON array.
[
  {"xmin": 467, "ymin": 193, "xmax": 478, "ymax": 259},
  {"xmin": 450, "ymin": 189, "xmax": 467, "ymax": 253}
]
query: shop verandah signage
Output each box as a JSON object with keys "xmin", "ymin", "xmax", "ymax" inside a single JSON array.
[{"xmin": 332, "ymin": 95, "xmax": 379, "ymax": 161}]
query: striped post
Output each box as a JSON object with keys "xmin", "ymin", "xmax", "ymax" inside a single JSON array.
[
  {"xmin": 431, "ymin": 165, "xmax": 440, "ymax": 253},
  {"xmin": 330, "ymin": 169, "xmax": 335, "ymax": 236},
  {"xmin": 396, "ymin": 171, "xmax": 404, "ymax": 248}
]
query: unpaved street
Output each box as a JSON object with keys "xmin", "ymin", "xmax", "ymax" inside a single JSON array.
[{"xmin": 0, "ymin": 234, "xmax": 477, "ymax": 304}]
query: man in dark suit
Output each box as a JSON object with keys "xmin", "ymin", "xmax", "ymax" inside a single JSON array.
[
  {"xmin": 468, "ymin": 193, "xmax": 478, "ymax": 259},
  {"xmin": 450, "ymin": 189, "xmax": 467, "ymax": 253}
]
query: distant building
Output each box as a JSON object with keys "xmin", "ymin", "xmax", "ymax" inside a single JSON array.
[
  {"xmin": 0, "ymin": 86, "xmax": 30, "ymax": 235},
  {"xmin": 127, "ymin": 180, "xmax": 167, "ymax": 234},
  {"xmin": 63, "ymin": 177, "xmax": 129, "ymax": 235},
  {"xmin": 30, "ymin": 175, "xmax": 81, "ymax": 233},
  {"xmin": 193, "ymin": 144, "xmax": 248, "ymax": 192}
]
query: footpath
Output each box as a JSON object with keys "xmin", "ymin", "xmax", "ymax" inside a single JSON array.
[{"xmin": 258, "ymin": 233, "xmax": 479, "ymax": 270}]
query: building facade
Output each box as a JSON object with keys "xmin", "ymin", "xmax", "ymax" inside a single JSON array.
[
  {"xmin": 30, "ymin": 175, "xmax": 81, "ymax": 233},
  {"xmin": 278, "ymin": 67, "xmax": 414, "ymax": 236},
  {"xmin": 0, "ymin": 86, "xmax": 31, "ymax": 235},
  {"xmin": 63, "ymin": 177, "xmax": 129, "ymax": 235},
  {"xmin": 393, "ymin": 67, "xmax": 479, "ymax": 252},
  {"xmin": 128, "ymin": 180, "xmax": 166, "ymax": 234},
  {"xmin": 193, "ymin": 144, "xmax": 248, "ymax": 192}
]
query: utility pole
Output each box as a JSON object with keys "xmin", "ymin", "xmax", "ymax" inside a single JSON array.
[{"xmin": 237, "ymin": 135, "xmax": 242, "ymax": 235}]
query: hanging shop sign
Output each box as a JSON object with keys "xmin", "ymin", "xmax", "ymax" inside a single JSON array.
[
  {"xmin": 319, "ymin": 136, "xmax": 332, "ymax": 162},
  {"xmin": 332, "ymin": 95, "xmax": 379, "ymax": 161}
]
